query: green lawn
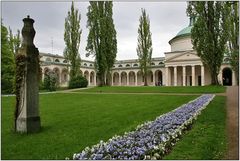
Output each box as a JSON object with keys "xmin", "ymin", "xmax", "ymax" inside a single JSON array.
[
  {"xmin": 75, "ymin": 86, "xmax": 226, "ymax": 93},
  {"xmin": 1, "ymin": 93, "xmax": 197, "ymax": 160},
  {"xmin": 164, "ymin": 96, "xmax": 227, "ymax": 160}
]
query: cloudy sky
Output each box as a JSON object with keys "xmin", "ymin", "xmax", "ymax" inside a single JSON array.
[{"xmin": 2, "ymin": 1, "xmax": 189, "ymax": 61}]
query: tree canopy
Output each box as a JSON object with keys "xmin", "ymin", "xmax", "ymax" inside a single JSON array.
[
  {"xmin": 64, "ymin": 1, "xmax": 82, "ymax": 80},
  {"xmin": 1, "ymin": 22, "xmax": 15, "ymax": 94},
  {"xmin": 187, "ymin": 1, "xmax": 228, "ymax": 85},
  {"xmin": 86, "ymin": 1, "xmax": 117, "ymax": 86},
  {"xmin": 136, "ymin": 8, "xmax": 153, "ymax": 86}
]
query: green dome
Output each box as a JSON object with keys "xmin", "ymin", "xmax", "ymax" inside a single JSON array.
[{"xmin": 176, "ymin": 25, "xmax": 192, "ymax": 36}]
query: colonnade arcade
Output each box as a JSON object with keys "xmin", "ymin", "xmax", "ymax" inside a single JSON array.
[{"xmin": 165, "ymin": 64, "xmax": 205, "ymax": 86}]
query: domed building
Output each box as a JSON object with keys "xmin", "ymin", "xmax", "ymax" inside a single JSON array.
[{"xmin": 40, "ymin": 17, "xmax": 237, "ymax": 87}]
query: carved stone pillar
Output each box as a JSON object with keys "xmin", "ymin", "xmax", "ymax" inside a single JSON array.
[
  {"xmin": 201, "ymin": 65, "xmax": 205, "ymax": 86},
  {"xmin": 191, "ymin": 65, "xmax": 195, "ymax": 86},
  {"xmin": 174, "ymin": 66, "xmax": 177, "ymax": 86},
  {"xmin": 16, "ymin": 16, "xmax": 41, "ymax": 133},
  {"xmin": 182, "ymin": 66, "xmax": 186, "ymax": 86}
]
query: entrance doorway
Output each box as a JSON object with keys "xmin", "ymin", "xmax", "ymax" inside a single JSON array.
[{"xmin": 222, "ymin": 68, "xmax": 232, "ymax": 86}]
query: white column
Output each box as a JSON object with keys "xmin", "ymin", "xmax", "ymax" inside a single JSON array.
[
  {"xmin": 127, "ymin": 72, "xmax": 129, "ymax": 86},
  {"xmin": 183, "ymin": 66, "xmax": 186, "ymax": 86},
  {"xmin": 201, "ymin": 65, "xmax": 205, "ymax": 86},
  {"xmin": 94, "ymin": 75, "xmax": 97, "ymax": 86},
  {"xmin": 165, "ymin": 67, "xmax": 169, "ymax": 86},
  {"xmin": 174, "ymin": 66, "xmax": 177, "ymax": 86},
  {"xmin": 88, "ymin": 74, "xmax": 91, "ymax": 86},
  {"xmin": 191, "ymin": 65, "xmax": 195, "ymax": 86},
  {"xmin": 135, "ymin": 72, "xmax": 138, "ymax": 86},
  {"xmin": 119, "ymin": 73, "xmax": 121, "ymax": 86},
  {"xmin": 232, "ymin": 70, "xmax": 236, "ymax": 86},
  {"xmin": 111, "ymin": 73, "xmax": 114, "ymax": 86},
  {"xmin": 153, "ymin": 71, "xmax": 155, "ymax": 86}
]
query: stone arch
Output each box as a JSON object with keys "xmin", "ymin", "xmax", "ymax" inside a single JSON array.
[
  {"xmin": 84, "ymin": 70, "xmax": 90, "ymax": 83},
  {"xmin": 128, "ymin": 71, "xmax": 136, "ymax": 86},
  {"xmin": 80, "ymin": 70, "xmax": 83, "ymax": 76},
  {"xmin": 121, "ymin": 71, "xmax": 127, "ymax": 86},
  {"xmin": 147, "ymin": 71, "xmax": 154, "ymax": 85},
  {"xmin": 155, "ymin": 70, "xmax": 163, "ymax": 86},
  {"xmin": 90, "ymin": 71, "xmax": 95, "ymax": 86},
  {"xmin": 61, "ymin": 68, "xmax": 68, "ymax": 84},
  {"xmin": 44, "ymin": 67, "xmax": 50, "ymax": 80},
  {"xmin": 53, "ymin": 67, "xmax": 60, "ymax": 85},
  {"xmin": 137, "ymin": 71, "xmax": 143, "ymax": 86},
  {"xmin": 113, "ymin": 72, "xmax": 120, "ymax": 86},
  {"xmin": 222, "ymin": 67, "xmax": 232, "ymax": 86}
]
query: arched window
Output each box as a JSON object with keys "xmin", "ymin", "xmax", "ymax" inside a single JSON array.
[
  {"xmin": 133, "ymin": 64, "xmax": 138, "ymax": 67},
  {"xmin": 84, "ymin": 63, "xmax": 87, "ymax": 66},
  {"xmin": 89, "ymin": 64, "xmax": 93, "ymax": 67},
  {"xmin": 118, "ymin": 64, "xmax": 122, "ymax": 67},
  {"xmin": 126, "ymin": 64, "xmax": 130, "ymax": 67},
  {"xmin": 151, "ymin": 62, "xmax": 155, "ymax": 66},
  {"xmin": 159, "ymin": 62, "xmax": 164, "ymax": 65},
  {"xmin": 55, "ymin": 59, "xmax": 60, "ymax": 62},
  {"xmin": 46, "ymin": 58, "xmax": 51, "ymax": 62},
  {"xmin": 113, "ymin": 65, "xmax": 115, "ymax": 68},
  {"xmin": 63, "ymin": 60, "xmax": 67, "ymax": 63}
]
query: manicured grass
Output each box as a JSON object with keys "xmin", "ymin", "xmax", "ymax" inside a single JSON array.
[
  {"xmin": 1, "ymin": 93, "xmax": 197, "ymax": 160},
  {"xmin": 75, "ymin": 86, "xmax": 226, "ymax": 93},
  {"xmin": 164, "ymin": 96, "xmax": 227, "ymax": 160}
]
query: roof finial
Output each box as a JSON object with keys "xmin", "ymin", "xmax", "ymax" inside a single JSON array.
[{"xmin": 27, "ymin": 15, "xmax": 30, "ymax": 18}]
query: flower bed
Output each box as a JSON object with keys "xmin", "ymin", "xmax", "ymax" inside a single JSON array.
[{"xmin": 73, "ymin": 94, "xmax": 215, "ymax": 160}]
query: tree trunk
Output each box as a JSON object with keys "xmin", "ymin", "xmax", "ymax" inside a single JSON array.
[
  {"xmin": 144, "ymin": 74, "xmax": 148, "ymax": 86},
  {"xmin": 106, "ymin": 72, "xmax": 111, "ymax": 86},
  {"xmin": 211, "ymin": 72, "xmax": 219, "ymax": 85}
]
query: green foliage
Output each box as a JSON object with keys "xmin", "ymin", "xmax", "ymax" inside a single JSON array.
[
  {"xmin": 69, "ymin": 75, "xmax": 88, "ymax": 89},
  {"xmin": 43, "ymin": 71, "xmax": 58, "ymax": 91},
  {"xmin": 224, "ymin": 2, "xmax": 239, "ymax": 84},
  {"xmin": 2, "ymin": 94, "xmax": 196, "ymax": 159},
  {"xmin": 9, "ymin": 27, "xmax": 21, "ymax": 55},
  {"xmin": 136, "ymin": 8, "xmax": 153, "ymax": 86},
  {"xmin": 64, "ymin": 1, "xmax": 82, "ymax": 79},
  {"xmin": 1, "ymin": 22, "xmax": 15, "ymax": 94},
  {"xmin": 86, "ymin": 1, "xmax": 117, "ymax": 86},
  {"xmin": 187, "ymin": 2, "xmax": 229, "ymax": 85}
]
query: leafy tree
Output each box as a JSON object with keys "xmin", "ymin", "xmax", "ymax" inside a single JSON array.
[
  {"xmin": 136, "ymin": 8, "xmax": 153, "ymax": 86},
  {"xmin": 64, "ymin": 1, "xmax": 82, "ymax": 80},
  {"xmin": 224, "ymin": 2, "xmax": 239, "ymax": 84},
  {"xmin": 187, "ymin": 2, "xmax": 229, "ymax": 85},
  {"xmin": 9, "ymin": 27, "xmax": 21, "ymax": 55},
  {"xmin": 86, "ymin": 1, "xmax": 117, "ymax": 86},
  {"xmin": 1, "ymin": 22, "xmax": 15, "ymax": 94}
]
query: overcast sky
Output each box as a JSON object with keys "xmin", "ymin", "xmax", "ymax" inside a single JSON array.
[{"xmin": 2, "ymin": 1, "xmax": 189, "ymax": 61}]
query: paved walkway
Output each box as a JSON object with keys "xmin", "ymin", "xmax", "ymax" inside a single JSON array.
[{"xmin": 225, "ymin": 86, "xmax": 239, "ymax": 160}]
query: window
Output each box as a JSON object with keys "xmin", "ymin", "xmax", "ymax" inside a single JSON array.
[
  {"xmin": 63, "ymin": 60, "xmax": 67, "ymax": 63},
  {"xmin": 46, "ymin": 58, "xmax": 51, "ymax": 62},
  {"xmin": 118, "ymin": 64, "xmax": 122, "ymax": 67},
  {"xmin": 84, "ymin": 63, "xmax": 87, "ymax": 66},
  {"xmin": 89, "ymin": 64, "xmax": 93, "ymax": 67},
  {"xmin": 159, "ymin": 62, "xmax": 164, "ymax": 65},
  {"xmin": 151, "ymin": 62, "xmax": 155, "ymax": 66},
  {"xmin": 133, "ymin": 64, "xmax": 138, "ymax": 67},
  {"xmin": 55, "ymin": 59, "xmax": 60, "ymax": 62},
  {"xmin": 126, "ymin": 64, "xmax": 130, "ymax": 67}
]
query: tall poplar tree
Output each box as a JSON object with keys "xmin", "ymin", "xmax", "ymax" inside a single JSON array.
[
  {"xmin": 86, "ymin": 1, "xmax": 117, "ymax": 86},
  {"xmin": 9, "ymin": 28, "xmax": 21, "ymax": 55},
  {"xmin": 225, "ymin": 2, "xmax": 239, "ymax": 84},
  {"xmin": 136, "ymin": 8, "xmax": 152, "ymax": 86},
  {"xmin": 1, "ymin": 22, "xmax": 15, "ymax": 94},
  {"xmin": 187, "ymin": 2, "xmax": 228, "ymax": 85},
  {"xmin": 64, "ymin": 1, "xmax": 82, "ymax": 80}
]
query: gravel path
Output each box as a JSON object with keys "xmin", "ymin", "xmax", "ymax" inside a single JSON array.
[{"xmin": 225, "ymin": 86, "xmax": 239, "ymax": 160}]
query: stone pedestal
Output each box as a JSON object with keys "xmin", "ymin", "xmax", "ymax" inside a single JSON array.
[{"xmin": 16, "ymin": 16, "xmax": 41, "ymax": 133}]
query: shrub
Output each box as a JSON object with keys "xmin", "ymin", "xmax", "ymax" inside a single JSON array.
[
  {"xmin": 69, "ymin": 75, "xmax": 88, "ymax": 89},
  {"xmin": 43, "ymin": 71, "xmax": 58, "ymax": 91}
]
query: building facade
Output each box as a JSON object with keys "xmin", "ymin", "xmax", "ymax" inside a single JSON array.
[{"xmin": 40, "ymin": 18, "xmax": 237, "ymax": 87}]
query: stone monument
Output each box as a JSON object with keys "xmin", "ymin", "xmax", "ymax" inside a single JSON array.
[{"xmin": 15, "ymin": 15, "xmax": 41, "ymax": 133}]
